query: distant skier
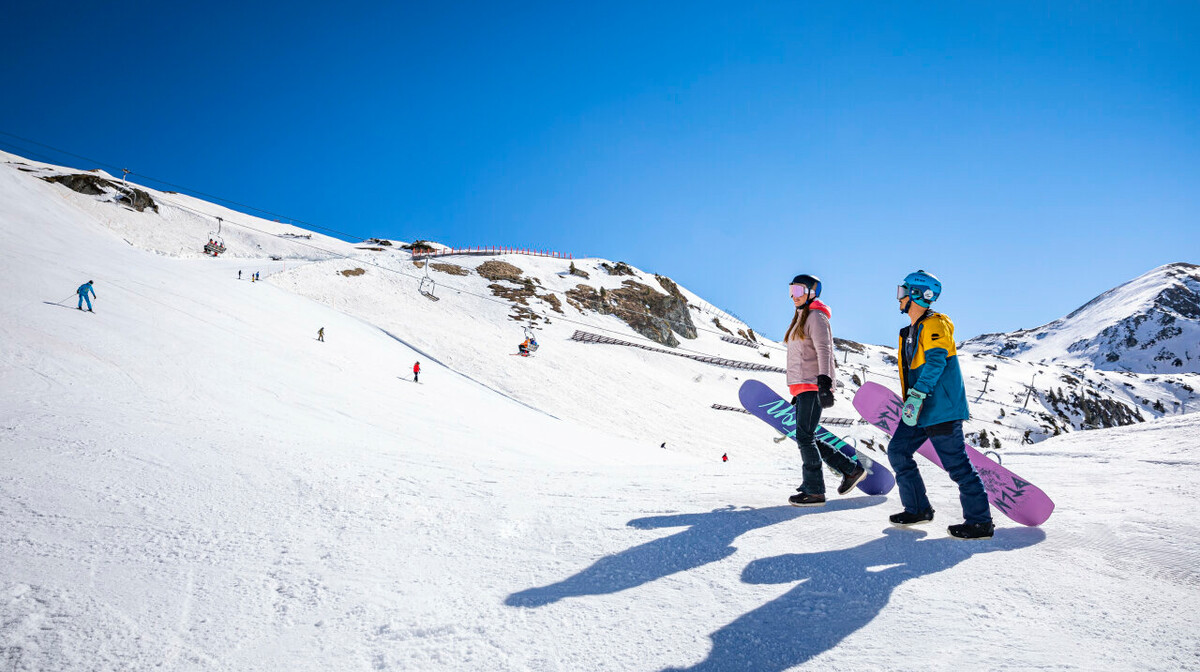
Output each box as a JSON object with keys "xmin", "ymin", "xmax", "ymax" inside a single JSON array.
[
  {"xmin": 76, "ymin": 280, "xmax": 96, "ymax": 312},
  {"xmin": 317, "ymin": 327, "xmax": 324, "ymax": 342},
  {"xmin": 785, "ymin": 274, "xmax": 866, "ymax": 507},
  {"xmin": 887, "ymin": 270, "xmax": 994, "ymax": 539},
  {"xmin": 413, "ymin": 361, "xmax": 420, "ymax": 383},
  {"xmin": 518, "ymin": 340, "xmax": 530, "ymax": 357},
  {"xmin": 722, "ymin": 453, "xmax": 728, "ymax": 462},
  {"xmin": 238, "ymin": 270, "xmax": 242, "ymax": 280}
]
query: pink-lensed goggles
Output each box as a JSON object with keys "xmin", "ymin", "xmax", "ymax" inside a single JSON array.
[{"xmin": 790, "ymin": 285, "xmax": 812, "ymax": 299}]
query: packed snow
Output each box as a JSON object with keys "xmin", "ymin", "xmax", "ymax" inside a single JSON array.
[{"xmin": 1, "ymin": 152, "xmax": 1198, "ymax": 670}]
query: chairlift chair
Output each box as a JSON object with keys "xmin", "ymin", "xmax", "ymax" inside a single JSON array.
[
  {"xmin": 204, "ymin": 217, "xmax": 227, "ymax": 256},
  {"xmin": 418, "ymin": 258, "xmax": 440, "ymax": 301},
  {"xmin": 523, "ymin": 324, "xmax": 539, "ymax": 352}
]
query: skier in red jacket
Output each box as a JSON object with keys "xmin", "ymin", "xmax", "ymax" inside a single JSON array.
[{"xmin": 413, "ymin": 361, "xmax": 420, "ymax": 383}]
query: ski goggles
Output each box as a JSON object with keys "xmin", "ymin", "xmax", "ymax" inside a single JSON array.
[
  {"xmin": 790, "ymin": 284, "xmax": 812, "ymax": 299},
  {"xmin": 897, "ymin": 284, "xmax": 911, "ymax": 300}
]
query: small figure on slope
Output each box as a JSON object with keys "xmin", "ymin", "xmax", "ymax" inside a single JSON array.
[
  {"xmin": 888, "ymin": 270, "xmax": 994, "ymax": 539},
  {"xmin": 413, "ymin": 361, "xmax": 420, "ymax": 383},
  {"xmin": 76, "ymin": 280, "xmax": 96, "ymax": 312},
  {"xmin": 317, "ymin": 327, "xmax": 324, "ymax": 342},
  {"xmin": 785, "ymin": 274, "xmax": 866, "ymax": 507}
]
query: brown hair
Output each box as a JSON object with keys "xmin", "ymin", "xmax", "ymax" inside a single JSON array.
[{"xmin": 785, "ymin": 306, "xmax": 811, "ymax": 342}]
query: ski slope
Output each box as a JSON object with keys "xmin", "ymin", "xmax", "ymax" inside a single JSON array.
[{"xmin": 1, "ymin": 155, "xmax": 1199, "ymax": 670}]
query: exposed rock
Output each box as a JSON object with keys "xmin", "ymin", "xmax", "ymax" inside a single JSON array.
[
  {"xmin": 737, "ymin": 329, "xmax": 758, "ymax": 344},
  {"xmin": 565, "ymin": 280, "xmax": 696, "ymax": 347},
  {"xmin": 601, "ymin": 261, "xmax": 635, "ymax": 276},
  {"xmin": 834, "ymin": 338, "xmax": 866, "ymax": 354},
  {"xmin": 431, "ymin": 263, "xmax": 469, "ymax": 276},
  {"xmin": 42, "ymin": 173, "xmax": 158, "ymax": 212},
  {"xmin": 568, "ymin": 262, "xmax": 589, "ymax": 279},
  {"xmin": 539, "ymin": 293, "xmax": 563, "ymax": 314},
  {"xmin": 402, "ymin": 240, "xmax": 437, "ymax": 253},
  {"xmin": 712, "ymin": 317, "xmax": 733, "ymax": 335},
  {"xmin": 477, "ymin": 260, "xmax": 524, "ymax": 282},
  {"xmin": 340, "ymin": 268, "xmax": 366, "ymax": 277}
]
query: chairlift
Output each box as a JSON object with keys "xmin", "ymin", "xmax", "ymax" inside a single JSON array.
[
  {"xmin": 204, "ymin": 216, "xmax": 227, "ymax": 256},
  {"xmin": 418, "ymin": 258, "xmax": 439, "ymax": 301},
  {"xmin": 523, "ymin": 323, "xmax": 539, "ymax": 352}
]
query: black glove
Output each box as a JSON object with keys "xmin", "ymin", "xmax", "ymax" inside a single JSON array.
[{"xmin": 817, "ymin": 375, "xmax": 835, "ymax": 409}]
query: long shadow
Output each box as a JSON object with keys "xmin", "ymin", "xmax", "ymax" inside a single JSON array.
[
  {"xmin": 665, "ymin": 526, "xmax": 1047, "ymax": 671},
  {"xmin": 505, "ymin": 496, "xmax": 886, "ymax": 608}
]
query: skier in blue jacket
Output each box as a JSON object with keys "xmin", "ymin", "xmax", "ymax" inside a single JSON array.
[
  {"xmin": 887, "ymin": 270, "xmax": 993, "ymax": 539},
  {"xmin": 77, "ymin": 280, "xmax": 96, "ymax": 312}
]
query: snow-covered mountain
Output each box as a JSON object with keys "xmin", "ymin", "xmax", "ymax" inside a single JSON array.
[
  {"xmin": 964, "ymin": 263, "xmax": 1200, "ymax": 374},
  {"xmin": 4, "ymin": 150, "xmax": 1198, "ymax": 453},
  {"xmin": 2, "ymin": 149, "xmax": 1199, "ymax": 670}
]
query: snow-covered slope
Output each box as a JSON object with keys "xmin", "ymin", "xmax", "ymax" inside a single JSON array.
[
  {"xmin": 964, "ymin": 263, "xmax": 1200, "ymax": 374},
  {"xmin": 2, "ymin": 151, "xmax": 1200, "ymax": 670}
]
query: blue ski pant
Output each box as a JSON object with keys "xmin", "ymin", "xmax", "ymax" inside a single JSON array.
[
  {"xmin": 794, "ymin": 392, "xmax": 857, "ymax": 495},
  {"xmin": 887, "ymin": 420, "xmax": 992, "ymax": 524},
  {"xmin": 77, "ymin": 293, "xmax": 92, "ymax": 310}
]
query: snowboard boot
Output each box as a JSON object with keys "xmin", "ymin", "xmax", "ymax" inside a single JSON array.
[
  {"xmin": 889, "ymin": 509, "xmax": 935, "ymax": 526},
  {"xmin": 789, "ymin": 492, "xmax": 826, "ymax": 507},
  {"xmin": 836, "ymin": 464, "xmax": 867, "ymax": 495},
  {"xmin": 948, "ymin": 521, "xmax": 995, "ymax": 539}
]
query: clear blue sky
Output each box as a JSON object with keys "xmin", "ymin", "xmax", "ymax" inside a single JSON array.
[{"xmin": 2, "ymin": 2, "xmax": 1197, "ymax": 345}]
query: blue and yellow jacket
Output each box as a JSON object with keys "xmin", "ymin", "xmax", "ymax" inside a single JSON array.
[{"xmin": 897, "ymin": 311, "xmax": 969, "ymax": 427}]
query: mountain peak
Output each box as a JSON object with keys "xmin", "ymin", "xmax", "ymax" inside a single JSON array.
[{"xmin": 964, "ymin": 263, "xmax": 1200, "ymax": 373}]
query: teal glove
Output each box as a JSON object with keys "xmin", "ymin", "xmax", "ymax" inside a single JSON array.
[{"xmin": 901, "ymin": 389, "xmax": 927, "ymax": 426}]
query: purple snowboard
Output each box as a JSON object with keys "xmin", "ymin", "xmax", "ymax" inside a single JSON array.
[
  {"xmin": 738, "ymin": 380, "xmax": 895, "ymax": 496},
  {"xmin": 852, "ymin": 381, "xmax": 1054, "ymax": 526}
]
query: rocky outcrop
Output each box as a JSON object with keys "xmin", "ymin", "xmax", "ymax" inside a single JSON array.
[
  {"xmin": 340, "ymin": 268, "xmax": 366, "ymax": 277},
  {"xmin": 431, "ymin": 263, "xmax": 469, "ymax": 276},
  {"xmin": 965, "ymin": 263, "xmax": 1200, "ymax": 373},
  {"xmin": 42, "ymin": 173, "xmax": 158, "ymax": 212},
  {"xmin": 566, "ymin": 279, "xmax": 696, "ymax": 347},
  {"xmin": 601, "ymin": 261, "xmax": 635, "ymax": 276},
  {"xmin": 477, "ymin": 260, "xmax": 524, "ymax": 282}
]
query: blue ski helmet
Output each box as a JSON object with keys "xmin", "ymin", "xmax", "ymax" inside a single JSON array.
[
  {"xmin": 899, "ymin": 270, "xmax": 941, "ymax": 308},
  {"xmin": 790, "ymin": 274, "xmax": 822, "ymax": 300}
]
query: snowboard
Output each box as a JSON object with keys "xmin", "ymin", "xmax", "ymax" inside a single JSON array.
[
  {"xmin": 852, "ymin": 381, "xmax": 1055, "ymax": 526},
  {"xmin": 738, "ymin": 380, "xmax": 896, "ymax": 496}
]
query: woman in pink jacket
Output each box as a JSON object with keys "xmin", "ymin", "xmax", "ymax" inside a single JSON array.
[{"xmin": 786, "ymin": 274, "xmax": 866, "ymax": 506}]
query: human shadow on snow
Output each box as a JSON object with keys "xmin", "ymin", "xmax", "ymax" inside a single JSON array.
[
  {"xmin": 505, "ymin": 496, "xmax": 886, "ymax": 608},
  {"xmin": 664, "ymin": 526, "xmax": 1047, "ymax": 672}
]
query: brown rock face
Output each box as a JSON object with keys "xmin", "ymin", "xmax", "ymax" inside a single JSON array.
[
  {"xmin": 477, "ymin": 260, "xmax": 525, "ymax": 282},
  {"xmin": 431, "ymin": 263, "xmax": 470, "ymax": 276},
  {"xmin": 566, "ymin": 279, "xmax": 696, "ymax": 347},
  {"xmin": 42, "ymin": 173, "xmax": 158, "ymax": 212}
]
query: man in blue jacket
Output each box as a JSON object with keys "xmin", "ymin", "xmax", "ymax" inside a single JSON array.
[
  {"xmin": 77, "ymin": 280, "xmax": 96, "ymax": 312},
  {"xmin": 887, "ymin": 270, "xmax": 993, "ymax": 539}
]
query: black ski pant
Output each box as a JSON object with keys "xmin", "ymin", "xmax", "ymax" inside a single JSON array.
[{"xmin": 794, "ymin": 391, "xmax": 856, "ymax": 495}]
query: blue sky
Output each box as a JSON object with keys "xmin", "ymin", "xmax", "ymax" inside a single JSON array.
[{"xmin": 2, "ymin": 1, "xmax": 1197, "ymax": 345}]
